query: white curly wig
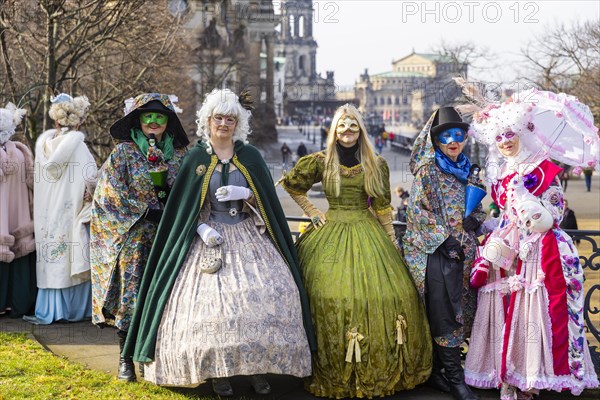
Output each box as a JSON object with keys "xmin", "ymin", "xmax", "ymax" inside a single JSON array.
[
  {"xmin": 48, "ymin": 94, "xmax": 90, "ymax": 128},
  {"xmin": 195, "ymin": 89, "xmax": 252, "ymax": 154},
  {"xmin": 0, "ymin": 102, "xmax": 27, "ymax": 144}
]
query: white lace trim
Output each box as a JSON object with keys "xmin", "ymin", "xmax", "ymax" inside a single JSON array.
[
  {"xmin": 504, "ymin": 369, "xmax": 599, "ymax": 395},
  {"xmin": 465, "ymin": 369, "xmax": 502, "ymax": 389}
]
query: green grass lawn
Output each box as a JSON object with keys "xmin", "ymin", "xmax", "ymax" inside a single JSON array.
[{"xmin": 0, "ymin": 332, "xmax": 198, "ymax": 399}]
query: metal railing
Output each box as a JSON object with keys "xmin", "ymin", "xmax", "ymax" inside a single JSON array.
[{"xmin": 287, "ymin": 216, "xmax": 600, "ymax": 372}]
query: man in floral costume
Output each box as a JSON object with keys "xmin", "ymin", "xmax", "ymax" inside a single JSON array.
[{"xmin": 404, "ymin": 107, "xmax": 485, "ymax": 400}]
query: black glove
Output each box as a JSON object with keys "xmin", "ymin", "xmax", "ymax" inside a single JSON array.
[
  {"xmin": 154, "ymin": 186, "xmax": 170, "ymax": 205},
  {"xmin": 439, "ymin": 235, "xmax": 465, "ymax": 261},
  {"xmin": 145, "ymin": 208, "xmax": 163, "ymax": 224},
  {"xmin": 462, "ymin": 215, "xmax": 480, "ymax": 232}
]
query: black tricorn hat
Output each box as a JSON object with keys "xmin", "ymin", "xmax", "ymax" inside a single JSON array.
[
  {"xmin": 109, "ymin": 93, "xmax": 189, "ymax": 147},
  {"xmin": 430, "ymin": 106, "xmax": 469, "ymax": 136}
]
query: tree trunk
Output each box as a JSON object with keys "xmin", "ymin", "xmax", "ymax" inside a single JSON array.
[{"xmin": 43, "ymin": 12, "xmax": 57, "ymax": 132}]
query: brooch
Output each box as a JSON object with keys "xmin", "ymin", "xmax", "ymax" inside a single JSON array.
[
  {"xmin": 196, "ymin": 165, "xmax": 207, "ymax": 176},
  {"xmin": 229, "ymin": 208, "xmax": 238, "ymax": 217}
]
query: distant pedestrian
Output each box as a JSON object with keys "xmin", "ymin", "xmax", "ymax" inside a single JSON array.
[
  {"xmin": 558, "ymin": 162, "xmax": 570, "ymax": 192},
  {"xmin": 375, "ymin": 135, "xmax": 383, "ymax": 155},
  {"xmin": 395, "ymin": 197, "xmax": 409, "ymax": 242},
  {"xmin": 297, "ymin": 142, "xmax": 308, "ymax": 158},
  {"xmin": 584, "ymin": 168, "xmax": 593, "ymax": 192},
  {"xmin": 294, "ymin": 142, "xmax": 308, "ymax": 167},
  {"xmin": 281, "ymin": 142, "xmax": 291, "ymax": 168},
  {"xmin": 393, "ymin": 187, "xmax": 410, "ymax": 239},
  {"xmin": 560, "ymin": 199, "xmax": 580, "ymax": 245},
  {"xmin": 394, "ymin": 185, "xmax": 410, "ymax": 200}
]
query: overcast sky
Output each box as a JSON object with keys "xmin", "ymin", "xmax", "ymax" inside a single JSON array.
[{"xmin": 308, "ymin": 0, "xmax": 599, "ymax": 87}]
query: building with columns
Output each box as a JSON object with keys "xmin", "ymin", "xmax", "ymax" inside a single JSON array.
[
  {"xmin": 183, "ymin": 0, "xmax": 279, "ymax": 141},
  {"xmin": 355, "ymin": 52, "xmax": 467, "ymax": 132},
  {"xmin": 182, "ymin": 0, "xmax": 341, "ymax": 138}
]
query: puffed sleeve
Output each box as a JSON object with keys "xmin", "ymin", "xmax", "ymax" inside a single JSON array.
[
  {"xmin": 281, "ymin": 152, "xmax": 324, "ymax": 195},
  {"xmin": 371, "ymin": 157, "xmax": 394, "ymax": 215}
]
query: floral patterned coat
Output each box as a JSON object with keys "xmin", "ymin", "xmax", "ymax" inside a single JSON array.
[
  {"xmin": 90, "ymin": 142, "xmax": 185, "ymax": 330},
  {"xmin": 403, "ymin": 115, "xmax": 485, "ymax": 344}
]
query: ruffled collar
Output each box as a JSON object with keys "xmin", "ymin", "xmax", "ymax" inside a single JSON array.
[{"xmin": 502, "ymin": 147, "xmax": 546, "ymax": 178}]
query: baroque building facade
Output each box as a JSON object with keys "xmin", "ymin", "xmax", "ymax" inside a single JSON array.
[
  {"xmin": 184, "ymin": 0, "xmax": 279, "ymax": 142},
  {"xmin": 184, "ymin": 0, "xmax": 340, "ymax": 138},
  {"xmin": 355, "ymin": 52, "xmax": 467, "ymax": 132},
  {"xmin": 274, "ymin": 0, "xmax": 341, "ymax": 124}
]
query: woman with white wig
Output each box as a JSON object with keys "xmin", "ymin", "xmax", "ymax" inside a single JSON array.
[
  {"xmin": 0, "ymin": 102, "xmax": 36, "ymax": 317},
  {"xmin": 23, "ymin": 94, "xmax": 97, "ymax": 325},
  {"xmin": 124, "ymin": 88, "xmax": 315, "ymax": 396}
]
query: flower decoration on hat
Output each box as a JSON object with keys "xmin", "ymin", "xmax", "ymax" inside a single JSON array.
[{"xmin": 50, "ymin": 93, "xmax": 74, "ymax": 104}]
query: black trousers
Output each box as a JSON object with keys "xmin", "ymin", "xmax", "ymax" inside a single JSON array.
[{"xmin": 425, "ymin": 250, "xmax": 464, "ymax": 339}]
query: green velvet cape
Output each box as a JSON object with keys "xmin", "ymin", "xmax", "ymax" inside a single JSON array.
[{"xmin": 124, "ymin": 140, "xmax": 316, "ymax": 361}]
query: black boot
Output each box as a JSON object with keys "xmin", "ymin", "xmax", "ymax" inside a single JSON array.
[
  {"xmin": 426, "ymin": 345, "xmax": 451, "ymax": 392},
  {"xmin": 437, "ymin": 345, "xmax": 479, "ymax": 400},
  {"xmin": 117, "ymin": 330, "xmax": 136, "ymax": 382}
]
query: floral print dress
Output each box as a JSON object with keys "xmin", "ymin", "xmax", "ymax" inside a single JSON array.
[{"xmin": 465, "ymin": 162, "xmax": 599, "ymax": 395}]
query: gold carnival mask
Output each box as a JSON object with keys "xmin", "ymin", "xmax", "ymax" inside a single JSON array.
[{"xmin": 336, "ymin": 116, "xmax": 360, "ymax": 135}]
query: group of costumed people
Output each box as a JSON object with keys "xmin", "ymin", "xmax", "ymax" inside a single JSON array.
[
  {"xmin": 404, "ymin": 80, "xmax": 600, "ymax": 400},
  {"xmin": 1, "ymin": 94, "xmax": 96, "ymax": 324},
  {"xmin": 1, "ymin": 83, "xmax": 599, "ymax": 400}
]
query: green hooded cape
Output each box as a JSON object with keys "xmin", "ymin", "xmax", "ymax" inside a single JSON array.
[{"xmin": 124, "ymin": 140, "xmax": 316, "ymax": 361}]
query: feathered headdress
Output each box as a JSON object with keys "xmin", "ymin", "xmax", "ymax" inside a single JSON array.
[
  {"xmin": 0, "ymin": 102, "xmax": 27, "ymax": 143},
  {"xmin": 238, "ymin": 89, "xmax": 255, "ymax": 111},
  {"xmin": 453, "ymin": 77, "xmax": 600, "ymax": 173}
]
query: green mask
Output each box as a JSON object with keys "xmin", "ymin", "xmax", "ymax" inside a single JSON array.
[{"xmin": 140, "ymin": 112, "xmax": 168, "ymax": 125}]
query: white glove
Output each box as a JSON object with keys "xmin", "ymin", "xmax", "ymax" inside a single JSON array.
[
  {"xmin": 516, "ymin": 200, "xmax": 554, "ymax": 233},
  {"xmin": 196, "ymin": 223, "xmax": 223, "ymax": 247},
  {"xmin": 215, "ymin": 185, "xmax": 252, "ymax": 202}
]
